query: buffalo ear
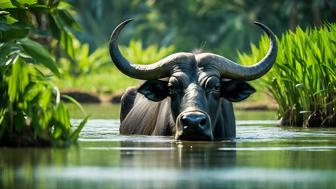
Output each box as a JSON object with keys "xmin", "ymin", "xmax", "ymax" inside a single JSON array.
[
  {"xmin": 221, "ymin": 80, "xmax": 256, "ymax": 102},
  {"xmin": 138, "ymin": 80, "xmax": 169, "ymax": 102}
]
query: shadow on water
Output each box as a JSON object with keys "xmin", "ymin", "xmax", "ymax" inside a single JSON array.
[{"xmin": 1, "ymin": 104, "xmax": 336, "ymax": 189}]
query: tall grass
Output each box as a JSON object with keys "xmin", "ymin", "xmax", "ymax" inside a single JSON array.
[
  {"xmin": 239, "ymin": 24, "xmax": 336, "ymax": 127},
  {"xmin": 59, "ymin": 39, "xmax": 112, "ymax": 77}
]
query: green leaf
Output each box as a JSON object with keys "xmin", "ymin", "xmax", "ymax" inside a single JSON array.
[
  {"xmin": 48, "ymin": 14, "xmax": 61, "ymax": 39},
  {"xmin": 10, "ymin": 0, "xmax": 22, "ymax": 7},
  {"xmin": 0, "ymin": 0, "xmax": 15, "ymax": 8},
  {"xmin": 52, "ymin": 126, "xmax": 63, "ymax": 139},
  {"xmin": 70, "ymin": 116, "xmax": 88, "ymax": 141},
  {"xmin": 38, "ymin": 87, "xmax": 52, "ymax": 110},
  {"xmin": 5, "ymin": 14, "xmax": 18, "ymax": 24},
  {"xmin": 50, "ymin": 11, "xmax": 63, "ymax": 30},
  {"xmin": 10, "ymin": 0, "xmax": 38, "ymax": 7},
  {"xmin": 60, "ymin": 30, "xmax": 75, "ymax": 58},
  {"xmin": 61, "ymin": 95, "xmax": 87, "ymax": 116},
  {"xmin": 7, "ymin": 56, "xmax": 29, "ymax": 103},
  {"xmin": 48, "ymin": 0, "xmax": 61, "ymax": 8},
  {"xmin": 53, "ymin": 102, "xmax": 71, "ymax": 130},
  {"xmin": 57, "ymin": 9, "xmax": 80, "ymax": 30},
  {"xmin": 20, "ymin": 38, "xmax": 60, "ymax": 76},
  {"xmin": 6, "ymin": 9, "xmax": 31, "ymax": 24},
  {"xmin": 0, "ymin": 22, "xmax": 30, "ymax": 41},
  {"xmin": 0, "ymin": 42, "xmax": 17, "ymax": 63}
]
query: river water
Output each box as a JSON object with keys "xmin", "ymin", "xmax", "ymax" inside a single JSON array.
[{"xmin": 1, "ymin": 106, "xmax": 336, "ymax": 189}]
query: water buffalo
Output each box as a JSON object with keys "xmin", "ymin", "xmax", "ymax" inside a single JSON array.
[{"xmin": 109, "ymin": 19, "xmax": 277, "ymax": 140}]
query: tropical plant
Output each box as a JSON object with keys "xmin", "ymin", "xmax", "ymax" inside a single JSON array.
[
  {"xmin": 0, "ymin": 0, "xmax": 87, "ymax": 146},
  {"xmin": 120, "ymin": 39, "xmax": 175, "ymax": 64},
  {"xmin": 59, "ymin": 38, "xmax": 111, "ymax": 77},
  {"xmin": 54, "ymin": 39, "xmax": 175, "ymax": 93},
  {"xmin": 239, "ymin": 23, "xmax": 336, "ymax": 127}
]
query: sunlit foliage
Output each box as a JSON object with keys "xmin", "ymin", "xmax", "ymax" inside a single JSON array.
[
  {"xmin": 239, "ymin": 24, "xmax": 336, "ymax": 127},
  {"xmin": 0, "ymin": 0, "xmax": 87, "ymax": 146},
  {"xmin": 54, "ymin": 39, "xmax": 175, "ymax": 93},
  {"xmin": 71, "ymin": 0, "xmax": 336, "ymax": 60}
]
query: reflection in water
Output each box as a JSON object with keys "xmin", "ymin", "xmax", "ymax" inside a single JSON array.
[
  {"xmin": 1, "ymin": 110, "xmax": 336, "ymax": 189},
  {"xmin": 174, "ymin": 141, "xmax": 237, "ymax": 169},
  {"xmin": 118, "ymin": 140, "xmax": 237, "ymax": 169}
]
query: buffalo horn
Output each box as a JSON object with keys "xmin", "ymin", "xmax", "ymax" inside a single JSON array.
[
  {"xmin": 196, "ymin": 22, "xmax": 278, "ymax": 81},
  {"xmin": 109, "ymin": 19, "xmax": 192, "ymax": 80}
]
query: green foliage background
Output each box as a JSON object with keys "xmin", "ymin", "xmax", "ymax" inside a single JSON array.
[{"xmin": 70, "ymin": 0, "xmax": 336, "ymax": 60}]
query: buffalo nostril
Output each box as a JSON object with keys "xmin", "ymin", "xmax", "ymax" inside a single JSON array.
[
  {"xmin": 181, "ymin": 116, "xmax": 189, "ymax": 127},
  {"xmin": 199, "ymin": 118, "xmax": 207, "ymax": 126}
]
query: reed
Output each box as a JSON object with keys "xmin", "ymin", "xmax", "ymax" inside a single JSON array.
[{"xmin": 239, "ymin": 24, "xmax": 336, "ymax": 127}]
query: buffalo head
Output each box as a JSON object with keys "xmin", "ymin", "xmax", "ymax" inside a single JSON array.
[{"xmin": 109, "ymin": 19, "xmax": 277, "ymax": 140}]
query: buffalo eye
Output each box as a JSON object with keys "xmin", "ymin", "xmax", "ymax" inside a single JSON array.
[
  {"xmin": 213, "ymin": 83, "xmax": 221, "ymax": 92},
  {"xmin": 168, "ymin": 84, "xmax": 181, "ymax": 95},
  {"xmin": 204, "ymin": 77, "xmax": 221, "ymax": 94},
  {"xmin": 168, "ymin": 78, "xmax": 181, "ymax": 95}
]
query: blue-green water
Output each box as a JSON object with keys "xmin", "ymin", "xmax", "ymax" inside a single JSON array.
[{"xmin": 1, "ymin": 105, "xmax": 336, "ymax": 189}]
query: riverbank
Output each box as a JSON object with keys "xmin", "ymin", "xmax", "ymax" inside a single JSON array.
[{"xmin": 62, "ymin": 90, "xmax": 277, "ymax": 111}]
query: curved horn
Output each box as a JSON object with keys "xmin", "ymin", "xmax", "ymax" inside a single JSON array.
[
  {"xmin": 109, "ymin": 19, "xmax": 192, "ymax": 80},
  {"xmin": 196, "ymin": 21, "xmax": 278, "ymax": 81}
]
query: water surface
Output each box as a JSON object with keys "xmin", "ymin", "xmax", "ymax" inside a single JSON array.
[{"xmin": 1, "ymin": 105, "xmax": 336, "ymax": 189}]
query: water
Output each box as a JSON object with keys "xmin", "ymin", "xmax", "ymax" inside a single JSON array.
[{"xmin": 1, "ymin": 105, "xmax": 336, "ymax": 189}]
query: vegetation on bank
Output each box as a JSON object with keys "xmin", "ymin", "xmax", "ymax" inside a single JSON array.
[
  {"xmin": 54, "ymin": 39, "xmax": 175, "ymax": 94},
  {"xmin": 0, "ymin": 0, "xmax": 87, "ymax": 147},
  {"xmin": 239, "ymin": 24, "xmax": 336, "ymax": 127}
]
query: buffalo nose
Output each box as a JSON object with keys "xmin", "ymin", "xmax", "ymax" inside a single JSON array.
[
  {"xmin": 181, "ymin": 113, "xmax": 208, "ymax": 129},
  {"xmin": 178, "ymin": 111, "xmax": 212, "ymax": 140}
]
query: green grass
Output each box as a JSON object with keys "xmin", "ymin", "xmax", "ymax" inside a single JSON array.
[{"xmin": 239, "ymin": 23, "xmax": 336, "ymax": 127}]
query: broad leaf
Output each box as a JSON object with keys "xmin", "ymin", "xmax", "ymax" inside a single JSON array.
[
  {"xmin": 58, "ymin": 9, "xmax": 80, "ymax": 30},
  {"xmin": 7, "ymin": 56, "xmax": 29, "ymax": 103},
  {"xmin": 70, "ymin": 116, "xmax": 88, "ymax": 142},
  {"xmin": 20, "ymin": 38, "xmax": 60, "ymax": 76},
  {"xmin": 0, "ymin": 0, "xmax": 15, "ymax": 8},
  {"xmin": 0, "ymin": 22, "xmax": 30, "ymax": 41},
  {"xmin": 10, "ymin": 0, "xmax": 38, "ymax": 7}
]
